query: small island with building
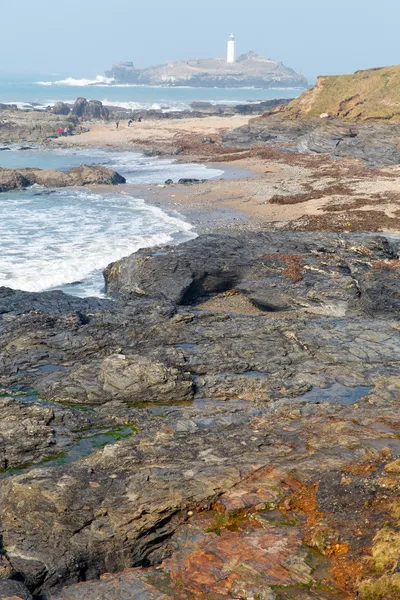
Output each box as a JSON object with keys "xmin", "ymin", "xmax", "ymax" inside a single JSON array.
[{"xmin": 105, "ymin": 35, "xmax": 308, "ymax": 89}]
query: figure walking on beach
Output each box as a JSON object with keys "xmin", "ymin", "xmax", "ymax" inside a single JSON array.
[{"xmin": 115, "ymin": 120, "xmax": 119, "ymax": 130}]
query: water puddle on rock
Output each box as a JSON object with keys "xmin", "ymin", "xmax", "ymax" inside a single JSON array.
[
  {"xmin": 19, "ymin": 364, "xmax": 68, "ymax": 375},
  {"xmin": 300, "ymin": 382, "xmax": 372, "ymax": 405},
  {"xmin": 0, "ymin": 425, "xmax": 135, "ymax": 480},
  {"xmin": 0, "ymin": 387, "xmax": 137, "ymax": 478}
]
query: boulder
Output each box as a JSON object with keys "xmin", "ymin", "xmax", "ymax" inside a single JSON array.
[
  {"xmin": 71, "ymin": 98, "xmax": 109, "ymax": 120},
  {"xmin": 52, "ymin": 102, "xmax": 70, "ymax": 116},
  {"xmin": 71, "ymin": 97, "xmax": 88, "ymax": 117},
  {"xmin": 178, "ymin": 178, "xmax": 207, "ymax": 185},
  {"xmin": 99, "ymin": 354, "xmax": 194, "ymax": 402},
  {"xmin": 86, "ymin": 100, "xmax": 109, "ymax": 120},
  {"xmin": 104, "ymin": 234, "xmax": 250, "ymax": 304}
]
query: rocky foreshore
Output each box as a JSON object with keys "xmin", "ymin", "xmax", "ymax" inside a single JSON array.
[
  {"xmin": 222, "ymin": 113, "xmax": 400, "ymax": 167},
  {"xmin": 0, "ymin": 165, "xmax": 125, "ymax": 192},
  {"xmin": 0, "ymin": 98, "xmax": 289, "ymax": 145},
  {"xmin": 0, "ymin": 231, "xmax": 399, "ymax": 599}
]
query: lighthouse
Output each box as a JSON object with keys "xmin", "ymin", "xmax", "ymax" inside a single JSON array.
[{"xmin": 227, "ymin": 33, "xmax": 236, "ymax": 64}]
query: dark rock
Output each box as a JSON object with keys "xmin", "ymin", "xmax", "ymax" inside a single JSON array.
[
  {"xmin": 222, "ymin": 114, "xmax": 400, "ymax": 167},
  {"xmin": 104, "ymin": 234, "xmax": 249, "ymax": 304},
  {"xmin": 103, "ymin": 232, "xmax": 399, "ymax": 317},
  {"xmin": 0, "ymin": 165, "xmax": 126, "ymax": 192},
  {"xmin": 52, "ymin": 102, "xmax": 71, "ymax": 116},
  {"xmin": 177, "ymin": 178, "xmax": 207, "ymax": 185},
  {"xmin": 0, "ymin": 287, "xmax": 114, "ymax": 316},
  {"xmin": 0, "ymin": 231, "xmax": 399, "ymax": 598},
  {"xmin": 164, "ymin": 179, "xmax": 173, "ymax": 185},
  {"xmin": 71, "ymin": 97, "xmax": 88, "ymax": 117},
  {"xmin": 71, "ymin": 98, "xmax": 109, "ymax": 120},
  {"xmin": 49, "ymin": 570, "xmax": 171, "ymax": 599},
  {"xmin": 0, "ymin": 580, "xmax": 32, "ymax": 600},
  {"xmin": 234, "ymin": 98, "xmax": 292, "ymax": 115}
]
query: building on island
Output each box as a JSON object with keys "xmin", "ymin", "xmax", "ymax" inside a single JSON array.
[{"xmin": 227, "ymin": 33, "xmax": 236, "ymax": 64}]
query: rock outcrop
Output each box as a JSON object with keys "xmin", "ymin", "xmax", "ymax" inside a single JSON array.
[
  {"xmin": 220, "ymin": 63, "xmax": 400, "ymax": 166},
  {"xmin": 0, "ymin": 231, "xmax": 399, "ymax": 599},
  {"xmin": 0, "ymin": 165, "xmax": 126, "ymax": 192},
  {"xmin": 222, "ymin": 113, "xmax": 400, "ymax": 166},
  {"xmin": 52, "ymin": 102, "xmax": 71, "ymax": 116},
  {"xmin": 105, "ymin": 52, "xmax": 308, "ymax": 88},
  {"xmin": 0, "ymin": 110, "xmax": 77, "ymax": 143},
  {"xmin": 104, "ymin": 232, "xmax": 399, "ymax": 317}
]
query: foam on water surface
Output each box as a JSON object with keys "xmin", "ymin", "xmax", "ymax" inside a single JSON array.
[{"xmin": 0, "ymin": 148, "xmax": 223, "ymax": 296}]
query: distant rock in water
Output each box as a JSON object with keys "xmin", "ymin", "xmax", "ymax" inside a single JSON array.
[
  {"xmin": 283, "ymin": 64, "xmax": 400, "ymax": 121},
  {"xmin": 105, "ymin": 52, "xmax": 308, "ymax": 89},
  {"xmin": 0, "ymin": 165, "xmax": 126, "ymax": 192}
]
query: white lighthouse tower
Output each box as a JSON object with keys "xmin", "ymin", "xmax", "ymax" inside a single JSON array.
[{"xmin": 227, "ymin": 33, "xmax": 236, "ymax": 64}]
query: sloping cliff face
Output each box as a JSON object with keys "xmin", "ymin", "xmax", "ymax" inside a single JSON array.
[
  {"xmin": 284, "ymin": 65, "xmax": 400, "ymax": 121},
  {"xmin": 105, "ymin": 52, "xmax": 308, "ymax": 88}
]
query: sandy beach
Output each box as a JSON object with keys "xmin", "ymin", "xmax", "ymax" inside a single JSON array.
[{"xmin": 55, "ymin": 115, "xmax": 400, "ymax": 234}]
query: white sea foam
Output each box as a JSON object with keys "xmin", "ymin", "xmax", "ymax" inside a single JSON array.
[
  {"xmin": 101, "ymin": 99, "xmax": 190, "ymax": 112},
  {"xmin": 0, "ymin": 188, "xmax": 196, "ymax": 296},
  {"xmin": 53, "ymin": 147, "xmax": 224, "ymax": 184},
  {"xmin": 0, "ymin": 148, "xmax": 224, "ymax": 296},
  {"xmin": 36, "ymin": 75, "xmax": 116, "ymax": 87},
  {"xmin": 3, "ymin": 101, "xmax": 52, "ymax": 111}
]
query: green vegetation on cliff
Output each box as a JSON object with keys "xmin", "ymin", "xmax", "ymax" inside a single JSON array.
[{"xmin": 285, "ymin": 65, "xmax": 400, "ymax": 121}]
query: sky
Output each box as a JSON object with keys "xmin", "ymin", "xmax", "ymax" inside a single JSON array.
[{"xmin": 0, "ymin": 0, "xmax": 399, "ymax": 82}]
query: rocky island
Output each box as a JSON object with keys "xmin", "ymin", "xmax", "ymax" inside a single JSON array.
[{"xmin": 105, "ymin": 51, "xmax": 308, "ymax": 88}]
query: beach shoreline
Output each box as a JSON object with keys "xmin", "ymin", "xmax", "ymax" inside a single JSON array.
[{"xmin": 52, "ymin": 115, "xmax": 400, "ymax": 235}]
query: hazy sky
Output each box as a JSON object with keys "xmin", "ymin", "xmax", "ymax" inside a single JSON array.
[{"xmin": 1, "ymin": 0, "xmax": 398, "ymax": 81}]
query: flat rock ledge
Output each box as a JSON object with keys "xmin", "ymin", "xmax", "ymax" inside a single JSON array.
[
  {"xmin": 0, "ymin": 231, "xmax": 399, "ymax": 600},
  {"xmin": 0, "ymin": 165, "xmax": 126, "ymax": 192}
]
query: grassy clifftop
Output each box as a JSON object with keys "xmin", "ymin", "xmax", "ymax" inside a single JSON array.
[{"xmin": 285, "ymin": 65, "xmax": 400, "ymax": 121}]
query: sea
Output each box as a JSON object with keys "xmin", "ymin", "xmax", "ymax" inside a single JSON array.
[{"xmin": 0, "ymin": 73, "xmax": 303, "ymax": 298}]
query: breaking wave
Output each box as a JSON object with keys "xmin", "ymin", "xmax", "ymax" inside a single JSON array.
[{"xmin": 36, "ymin": 76, "xmax": 116, "ymax": 87}]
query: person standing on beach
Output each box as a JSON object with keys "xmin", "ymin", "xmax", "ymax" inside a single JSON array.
[
  {"xmin": 116, "ymin": 121, "xmax": 119, "ymax": 129},
  {"xmin": 138, "ymin": 114, "xmax": 142, "ymax": 122}
]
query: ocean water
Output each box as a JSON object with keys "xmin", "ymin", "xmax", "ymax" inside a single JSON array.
[
  {"xmin": 0, "ymin": 74, "xmax": 302, "ymax": 298},
  {"xmin": 0, "ymin": 73, "xmax": 303, "ymax": 111},
  {"xmin": 0, "ymin": 148, "xmax": 223, "ymax": 297}
]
